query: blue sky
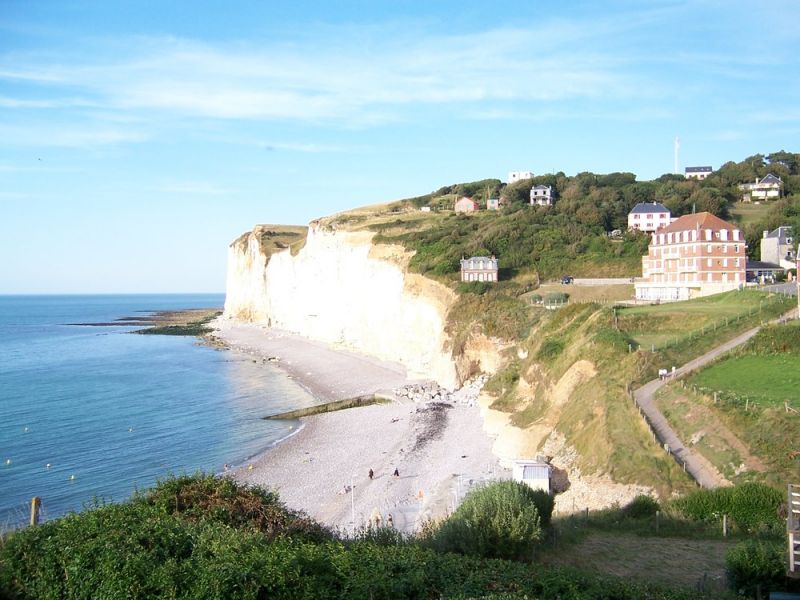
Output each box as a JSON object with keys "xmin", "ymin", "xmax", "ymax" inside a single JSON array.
[{"xmin": 1, "ymin": 0, "xmax": 798, "ymax": 293}]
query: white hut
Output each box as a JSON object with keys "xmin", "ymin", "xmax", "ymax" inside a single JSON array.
[{"xmin": 512, "ymin": 459, "xmax": 551, "ymax": 493}]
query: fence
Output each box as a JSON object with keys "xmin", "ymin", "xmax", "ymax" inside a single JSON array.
[
  {"xmin": 790, "ymin": 484, "xmax": 800, "ymax": 578},
  {"xmin": 628, "ymin": 293, "xmax": 792, "ymax": 353},
  {"xmin": 1, "ymin": 497, "xmax": 47, "ymax": 537},
  {"xmin": 688, "ymin": 383, "xmax": 798, "ymax": 416}
]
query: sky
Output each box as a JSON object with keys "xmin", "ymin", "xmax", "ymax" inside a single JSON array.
[{"xmin": 1, "ymin": 1, "xmax": 799, "ymax": 293}]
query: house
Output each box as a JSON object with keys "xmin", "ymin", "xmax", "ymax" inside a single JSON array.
[
  {"xmin": 745, "ymin": 260, "xmax": 783, "ymax": 283},
  {"xmin": 529, "ymin": 185, "xmax": 555, "ymax": 207},
  {"xmin": 685, "ymin": 166, "xmax": 712, "ymax": 180},
  {"xmin": 508, "ymin": 171, "xmax": 533, "ymax": 184},
  {"xmin": 739, "ymin": 173, "xmax": 783, "ymax": 202},
  {"xmin": 760, "ymin": 226, "xmax": 796, "ymax": 270},
  {"xmin": 627, "ymin": 202, "xmax": 671, "ymax": 234},
  {"xmin": 460, "ymin": 255, "xmax": 498, "ymax": 283},
  {"xmin": 420, "ymin": 206, "xmax": 432, "ymax": 212},
  {"xmin": 487, "ymin": 197, "xmax": 505, "ymax": 211},
  {"xmin": 635, "ymin": 212, "xmax": 746, "ymax": 302},
  {"xmin": 512, "ymin": 460, "xmax": 551, "ymax": 494},
  {"xmin": 454, "ymin": 196, "xmax": 479, "ymax": 213}
]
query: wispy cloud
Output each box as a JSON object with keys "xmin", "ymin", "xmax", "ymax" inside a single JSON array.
[
  {"xmin": 0, "ymin": 124, "xmax": 149, "ymax": 147},
  {"xmin": 0, "ymin": 20, "xmax": 647, "ymax": 126},
  {"xmin": 150, "ymin": 181, "xmax": 238, "ymax": 195}
]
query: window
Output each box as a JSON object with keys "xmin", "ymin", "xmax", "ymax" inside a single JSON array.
[
  {"xmin": 735, "ymin": 258, "xmax": 740, "ymax": 267},
  {"xmin": 734, "ymin": 244, "xmax": 739, "ymax": 253},
  {"xmin": 707, "ymin": 244, "xmax": 712, "ymax": 253},
  {"xmin": 707, "ymin": 258, "xmax": 712, "ymax": 267}
]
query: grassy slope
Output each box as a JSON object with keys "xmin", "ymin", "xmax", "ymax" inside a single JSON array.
[{"xmin": 654, "ymin": 321, "xmax": 800, "ymax": 486}]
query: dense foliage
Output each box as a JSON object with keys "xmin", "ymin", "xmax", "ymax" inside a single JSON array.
[
  {"xmin": 668, "ymin": 482, "xmax": 784, "ymax": 532},
  {"xmin": 726, "ymin": 538, "xmax": 798, "ymax": 597},
  {"xmin": 623, "ymin": 494, "xmax": 661, "ymax": 519},
  {"xmin": 425, "ymin": 481, "xmax": 546, "ymax": 561},
  {"xmin": 0, "ymin": 476, "xmax": 703, "ymax": 600}
]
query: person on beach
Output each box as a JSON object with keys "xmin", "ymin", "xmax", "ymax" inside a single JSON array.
[
  {"xmin": 393, "ymin": 468, "xmax": 399, "ymax": 477},
  {"xmin": 387, "ymin": 513, "xmax": 394, "ymax": 528},
  {"xmin": 368, "ymin": 468, "xmax": 374, "ymax": 480}
]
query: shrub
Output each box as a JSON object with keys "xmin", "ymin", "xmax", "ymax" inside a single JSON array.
[
  {"xmin": 529, "ymin": 489, "xmax": 555, "ymax": 527},
  {"xmin": 428, "ymin": 481, "xmax": 544, "ymax": 561},
  {"xmin": 668, "ymin": 482, "xmax": 783, "ymax": 532},
  {"xmin": 544, "ymin": 292, "xmax": 569, "ymax": 306},
  {"xmin": 726, "ymin": 538, "xmax": 794, "ymax": 597},
  {"xmin": 623, "ymin": 495, "xmax": 660, "ymax": 519},
  {"xmin": 536, "ymin": 337, "xmax": 565, "ymax": 360}
]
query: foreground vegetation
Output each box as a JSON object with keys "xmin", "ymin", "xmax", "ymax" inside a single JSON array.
[{"xmin": 3, "ymin": 475, "xmax": 798, "ymax": 599}]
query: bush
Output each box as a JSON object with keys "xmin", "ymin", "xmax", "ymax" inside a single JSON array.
[
  {"xmin": 536, "ymin": 337, "xmax": 565, "ymax": 360},
  {"xmin": 529, "ymin": 489, "xmax": 555, "ymax": 527},
  {"xmin": 726, "ymin": 538, "xmax": 795, "ymax": 597},
  {"xmin": 623, "ymin": 495, "xmax": 660, "ymax": 519},
  {"xmin": 668, "ymin": 482, "xmax": 783, "ymax": 532},
  {"xmin": 427, "ymin": 481, "xmax": 544, "ymax": 561}
]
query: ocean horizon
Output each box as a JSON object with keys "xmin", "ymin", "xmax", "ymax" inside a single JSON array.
[{"xmin": 0, "ymin": 294, "xmax": 316, "ymax": 529}]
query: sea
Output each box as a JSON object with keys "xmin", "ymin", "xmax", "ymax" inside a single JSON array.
[{"xmin": 0, "ymin": 294, "xmax": 316, "ymax": 529}]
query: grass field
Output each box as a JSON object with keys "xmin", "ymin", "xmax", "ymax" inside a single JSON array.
[
  {"xmin": 692, "ymin": 354, "xmax": 799, "ymax": 406},
  {"xmin": 533, "ymin": 283, "xmax": 634, "ymax": 304},
  {"xmin": 618, "ymin": 290, "xmax": 791, "ymax": 349},
  {"xmin": 540, "ymin": 532, "xmax": 732, "ymax": 593},
  {"xmin": 729, "ymin": 201, "xmax": 772, "ymax": 227}
]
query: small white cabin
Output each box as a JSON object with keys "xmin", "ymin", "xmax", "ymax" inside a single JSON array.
[{"xmin": 512, "ymin": 460, "xmax": 551, "ymax": 493}]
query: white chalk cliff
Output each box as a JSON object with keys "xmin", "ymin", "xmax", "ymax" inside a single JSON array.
[{"xmin": 224, "ymin": 225, "xmax": 459, "ymax": 388}]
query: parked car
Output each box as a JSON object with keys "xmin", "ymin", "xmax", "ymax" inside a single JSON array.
[{"xmin": 561, "ymin": 275, "xmax": 574, "ymax": 284}]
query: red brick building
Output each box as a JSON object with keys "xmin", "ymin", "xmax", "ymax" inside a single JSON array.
[{"xmin": 635, "ymin": 212, "xmax": 745, "ymax": 302}]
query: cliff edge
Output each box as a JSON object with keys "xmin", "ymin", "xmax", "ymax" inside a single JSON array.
[{"xmin": 224, "ymin": 223, "xmax": 460, "ymax": 388}]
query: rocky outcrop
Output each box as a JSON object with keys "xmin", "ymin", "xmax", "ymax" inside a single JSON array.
[{"xmin": 224, "ymin": 224, "xmax": 459, "ymax": 388}]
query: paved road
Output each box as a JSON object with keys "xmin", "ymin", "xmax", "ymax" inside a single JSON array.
[
  {"xmin": 633, "ymin": 328, "xmax": 762, "ymax": 488},
  {"xmin": 633, "ymin": 307, "xmax": 799, "ymax": 488}
]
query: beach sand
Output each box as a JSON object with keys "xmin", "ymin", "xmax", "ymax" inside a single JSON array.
[{"xmin": 213, "ymin": 321, "xmax": 509, "ymax": 533}]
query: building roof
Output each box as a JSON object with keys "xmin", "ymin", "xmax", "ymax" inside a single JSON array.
[
  {"xmin": 660, "ymin": 211, "xmax": 737, "ymax": 234},
  {"xmin": 532, "ymin": 185, "xmax": 552, "ymax": 191},
  {"xmin": 759, "ymin": 173, "xmax": 782, "ymax": 185},
  {"xmin": 766, "ymin": 225, "xmax": 792, "ymax": 240},
  {"xmin": 460, "ymin": 256, "xmax": 498, "ymax": 268},
  {"xmin": 685, "ymin": 166, "xmax": 712, "ymax": 173},
  {"xmin": 630, "ymin": 202, "xmax": 669, "ymax": 214},
  {"xmin": 746, "ymin": 260, "xmax": 783, "ymax": 271}
]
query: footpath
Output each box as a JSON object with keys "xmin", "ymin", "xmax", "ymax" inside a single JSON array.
[{"xmin": 633, "ymin": 308, "xmax": 798, "ymax": 489}]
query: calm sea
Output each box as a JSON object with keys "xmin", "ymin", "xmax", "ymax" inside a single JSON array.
[{"xmin": 0, "ymin": 295, "xmax": 315, "ymax": 528}]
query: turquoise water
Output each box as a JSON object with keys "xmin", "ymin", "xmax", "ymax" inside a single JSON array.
[{"xmin": 0, "ymin": 295, "xmax": 315, "ymax": 528}]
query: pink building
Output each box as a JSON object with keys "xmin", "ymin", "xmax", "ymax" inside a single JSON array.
[
  {"xmin": 635, "ymin": 212, "xmax": 745, "ymax": 302},
  {"xmin": 454, "ymin": 196, "xmax": 479, "ymax": 213}
]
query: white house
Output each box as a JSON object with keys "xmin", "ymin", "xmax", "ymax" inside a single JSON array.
[
  {"xmin": 487, "ymin": 198, "xmax": 505, "ymax": 211},
  {"xmin": 627, "ymin": 202, "xmax": 671, "ymax": 234},
  {"xmin": 761, "ymin": 226, "xmax": 796, "ymax": 270},
  {"xmin": 512, "ymin": 460, "xmax": 551, "ymax": 493},
  {"xmin": 460, "ymin": 256, "xmax": 498, "ymax": 282},
  {"xmin": 529, "ymin": 185, "xmax": 555, "ymax": 207},
  {"xmin": 685, "ymin": 166, "xmax": 712, "ymax": 180},
  {"xmin": 508, "ymin": 171, "xmax": 534, "ymax": 185},
  {"xmin": 739, "ymin": 173, "xmax": 783, "ymax": 201}
]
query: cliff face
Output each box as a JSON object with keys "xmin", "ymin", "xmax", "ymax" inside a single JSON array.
[{"xmin": 224, "ymin": 225, "xmax": 459, "ymax": 388}]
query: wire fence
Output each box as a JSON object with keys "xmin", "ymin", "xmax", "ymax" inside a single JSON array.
[
  {"xmin": 0, "ymin": 498, "xmax": 52, "ymax": 537},
  {"xmin": 687, "ymin": 383, "xmax": 799, "ymax": 416},
  {"xmin": 627, "ymin": 293, "xmax": 793, "ymax": 353}
]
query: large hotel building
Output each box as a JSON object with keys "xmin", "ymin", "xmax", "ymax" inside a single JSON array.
[{"xmin": 635, "ymin": 212, "xmax": 745, "ymax": 302}]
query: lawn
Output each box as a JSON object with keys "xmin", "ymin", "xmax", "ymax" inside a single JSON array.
[
  {"xmin": 691, "ymin": 354, "xmax": 800, "ymax": 407},
  {"xmin": 729, "ymin": 201, "xmax": 772, "ymax": 227},
  {"xmin": 618, "ymin": 289, "xmax": 791, "ymax": 349}
]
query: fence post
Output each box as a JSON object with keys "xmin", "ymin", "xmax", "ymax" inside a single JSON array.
[
  {"xmin": 29, "ymin": 496, "xmax": 41, "ymax": 527},
  {"xmin": 722, "ymin": 514, "xmax": 728, "ymax": 538},
  {"xmin": 656, "ymin": 510, "xmax": 660, "ymax": 534}
]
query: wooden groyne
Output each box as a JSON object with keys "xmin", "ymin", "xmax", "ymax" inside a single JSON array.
[{"xmin": 263, "ymin": 394, "xmax": 391, "ymax": 420}]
